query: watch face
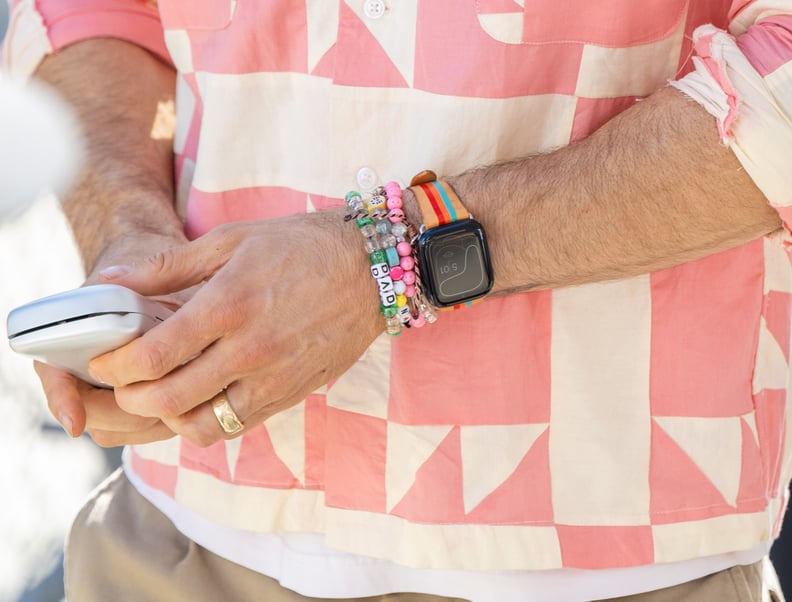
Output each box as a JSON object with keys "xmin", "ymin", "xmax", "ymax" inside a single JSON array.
[{"xmin": 417, "ymin": 219, "xmax": 493, "ymax": 308}]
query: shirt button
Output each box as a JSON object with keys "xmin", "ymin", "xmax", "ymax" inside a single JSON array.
[
  {"xmin": 356, "ymin": 166, "xmax": 379, "ymax": 191},
  {"xmin": 363, "ymin": 0, "xmax": 386, "ymax": 19}
]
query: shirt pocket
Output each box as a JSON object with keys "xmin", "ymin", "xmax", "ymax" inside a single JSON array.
[
  {"xmin": 158, "ymin": 0, "xmax": 237, "ymax": 31},
  {"xmin": 473, "ymin": 0, "xmax": 689, "ymax": 47}
]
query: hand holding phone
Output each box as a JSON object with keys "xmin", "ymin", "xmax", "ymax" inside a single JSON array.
[{"xmin": 6, "ymin": 284, "xmax": 173, "ymax": 387}]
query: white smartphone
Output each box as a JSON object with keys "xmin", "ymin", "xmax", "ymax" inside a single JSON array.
[{"xmin": 6, "ymin": 284, "xmax": 173, "ymax": 388}]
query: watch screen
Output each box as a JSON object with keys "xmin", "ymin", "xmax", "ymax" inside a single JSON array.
[{"xmin": 419, "ymin": 220, "xmax": 493, "ymax": 307}]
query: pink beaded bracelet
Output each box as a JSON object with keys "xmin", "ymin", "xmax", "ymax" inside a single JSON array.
[{"xmin": 344, "ymin": 181, "xmax": 436, "ymax": 334}]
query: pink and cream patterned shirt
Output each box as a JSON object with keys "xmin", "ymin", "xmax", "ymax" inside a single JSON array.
[{"xmin": 5, "ymin": 0, "xmax": 792, "ymax": 578}]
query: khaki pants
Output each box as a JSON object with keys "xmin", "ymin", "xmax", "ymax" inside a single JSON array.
[{"xmin": 65, "ymin": 469, "xmax": 785, "ymax": 602}]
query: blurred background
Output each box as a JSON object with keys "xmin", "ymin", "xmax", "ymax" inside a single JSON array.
[
  {"xmin": 1, "ymin": 5, "xmax": 118, "ymax": 601},
  {"xmin": 0, "ymin": 1, "xmax": 788, "ymax": 600},
  {"xmin": 0, "ymin": 196, "xmax": 118, "ymax": 602}
]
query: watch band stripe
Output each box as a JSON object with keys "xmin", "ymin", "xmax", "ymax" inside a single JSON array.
[
  {"xmin": 423, "ymin": 183, "xmax": 451, "ymax": 226},
  {"xmin": 412, "ymin": 180, "xmax": 470, "ymax": 229},
  {"xmin": 431, "ymin": 181, "xmax": 458, "ymax": 221}
]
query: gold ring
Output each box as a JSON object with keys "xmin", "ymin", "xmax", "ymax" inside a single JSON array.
[{"xmin": 210, "ymin": 391, "xmax": 244, "ymax": 435}]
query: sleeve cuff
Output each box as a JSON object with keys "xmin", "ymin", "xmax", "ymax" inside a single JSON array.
[
  {"xmin": 671, "ymin": 21, "xmax": 792, "ymax": 232},
  {"xmin": 2, "ymin": 0, "xmax": 170, "ymax": 79}
]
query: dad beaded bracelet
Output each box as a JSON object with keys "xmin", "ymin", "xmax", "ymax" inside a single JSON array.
[{"xmin": 345, "ymin": 183, "xmax": 437, "ymax": 336}]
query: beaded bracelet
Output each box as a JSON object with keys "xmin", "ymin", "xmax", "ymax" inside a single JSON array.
[{"xmin": 345, "ymin": 182, "xmax": 437, "ymax": 335}]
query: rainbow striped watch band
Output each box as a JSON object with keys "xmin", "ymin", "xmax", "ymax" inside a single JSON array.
[{"xmin": 409, "ymin": 170, "xmax": 469, "ymax": 229}]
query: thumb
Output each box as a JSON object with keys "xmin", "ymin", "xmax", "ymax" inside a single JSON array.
[{"xmin": 97, "ymin": 230, "xmax": 237, "ymax": 295}]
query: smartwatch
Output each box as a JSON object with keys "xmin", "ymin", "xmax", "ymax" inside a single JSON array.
[{"xmin": 409, "ymin": 171, "xmax": 494, "ymax": 309}]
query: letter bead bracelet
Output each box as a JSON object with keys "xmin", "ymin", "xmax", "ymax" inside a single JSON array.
[{"xmin": 345, "ymin": 183, "xmax": 437, "ymax": 336}]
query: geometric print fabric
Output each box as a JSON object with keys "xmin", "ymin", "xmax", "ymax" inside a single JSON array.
[{"xmin": 13, "ymin": 0, "xmax": 792, "ymax": 572}]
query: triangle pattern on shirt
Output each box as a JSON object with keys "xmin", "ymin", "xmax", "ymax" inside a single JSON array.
[
  {"xmin": 654, "ymin": 416, "xmax": 742, "ymax": 507},
  {"xmin": 765, "ymin": 291, "xmax": 792, "ymax": 363},
  {"xmin": 464, "ymin": 427, "xmax": 554, "ymax": 523},
  {"xmin": 306, "ymin": 194, "xmax": 317, "ymax": 214},
  {"xmin": 386, "ymin": 423, "xmax": 453, "ymax": 512},
  {"xmin": 755, "ymin": 389, "xmax": 787, "ymax": 494},
  {"xmin": 180, "ymin": 439, "xmax": 232, "ymax": 482},
  {"xmin": 232, "ymin": 427, "xmax": 298, "ymax": 487},
  {"xmin": 262, "ymin": 402, "xmax": 306, "ymax": 485},
  {"xmin": 389, "ymin": 426, "xmax": 466, "ymax": 522},
  {"xmin": 460, "ymin": 423, "xmax": 548, "ymax": 514},
  {"xmin": 327, "ymin": 334, "xmax": 391, "ymax": 419},
  {"xmin": 310, "ymin": 45, "xmax": 336, "ymax": 78},
  {"xmin": 306, "ymin": 0, "xmax": 339, "ymax": 74},
  {"xmin": 649, "ymin": 421, "xmax": 732, "ymax": 522},
  {"xmin": 752, "ymin": 317, "xmax": 789, "ymax": 394},
  {"xmin": 225, "ymin": 437, "xmax": 243, "ymax": 479},
  {"xmin": 338, "ymin": 1, "xmax": 410, "ymax": 88},
  {"xmin": 742, "ymin": 411, "xmax": 759, "ymax": 447},
  {"xmin": 737, "ymin": 416, "xmax": 766, "ymax": 512}
]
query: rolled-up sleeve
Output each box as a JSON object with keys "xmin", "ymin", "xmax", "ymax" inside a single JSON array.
[
  {"xmin": 672, "ymin": 1, "xmax": 792, "ymax": 231},
  {"xmin": 1, "ymin": 0, "xmax": 169, "ymax": 79}
]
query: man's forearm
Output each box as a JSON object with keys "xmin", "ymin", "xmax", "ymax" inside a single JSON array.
[
  {"xmin": 435, "ymin": 86, "xmax": 782, "ymax": 294},
  {"xmin": 35, "ymin": 39, "xmax": 183, "ymax": 274}
]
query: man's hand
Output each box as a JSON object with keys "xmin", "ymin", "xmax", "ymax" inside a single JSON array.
[
  {"xmin": 39, "ymin": 232, "xmax": 190, "ymax": 446},
  {"xmin": 31, "ymin": 38, "xmax": 184, "ymax": 447},
  {"xmin": 86, "ymin": 210, "xmax": 384, "ymax": 447}
]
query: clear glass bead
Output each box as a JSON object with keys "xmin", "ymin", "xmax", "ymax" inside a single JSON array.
[
  {"xmin": 370, "ymin": 208, "xmax": 387, "ymax": 221},
  {"xmin": 385, "ymin": 316, "xmax": 402, "ymax": 336},
  {"xmin": 363, "ymin": 237, "xmax": 381, "ymax": 253},
  {"xmin": 379, "ymin": 233, "xmax": 397, "ymax": 248},
  {"xmin": 375, "ymin": 219, "xmax": 392, "ymax": 235},
  {"xmin": 416, "ymin": 296, "xmax": 438, "ymax": 323},
  {"xmin": 360, "ymin": 224, "xmax": 377, "ymax": 238},
  {"xmin": 391, "ymin": 222, "xmax": 408, "ymax": 238}
]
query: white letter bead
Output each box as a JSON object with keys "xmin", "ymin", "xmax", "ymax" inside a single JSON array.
[
  {"xmin": 397, "ymin": 305, "xmax": 411, "ymax": 323},
  {"xmin": 370, "ymin": 263, "xmax": 390, "ymax": 279},
  {"xmin": 377, "ymin": 276, "xmax": 395, "ymax": 296}
]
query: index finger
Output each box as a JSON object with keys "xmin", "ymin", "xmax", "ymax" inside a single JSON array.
[{"xmin": 87, "ymin": 280, "xmax": 227, "ymax": 387}]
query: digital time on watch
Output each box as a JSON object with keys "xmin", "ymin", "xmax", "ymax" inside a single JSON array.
[{"xmin": 409, "ymin": 171, "xmax": 494, "ymax": 309}]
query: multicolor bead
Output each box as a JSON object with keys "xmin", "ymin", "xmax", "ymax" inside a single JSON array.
[{"xmin": 346, "ymin": 182, "xmax": 433, "ymax": 335}]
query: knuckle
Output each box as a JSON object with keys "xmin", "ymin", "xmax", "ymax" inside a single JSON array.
[
  {"xmin": 192, "ymin": 430, "xmax": 219, "ymax": 448},
  {"xmin": 213, "ymin": 222, "xmax": 248, "ymax": 245},
  {"xmin": 144, "ymin": 249, "xmax": 176, "ymax": 275},
  {"xmin": 216, "ymin": 292, "xmax": 249, "ymax": 332},
  {"xmin": 174, "ymin": 417, "xmax": 218, "ymax": 448},
  {"xmin": 236, "ymin": 336, "xmax": 276, "ymax": 371},
  {"xmin": 128, "ymin": 415, "xmax": 159, "ymax": 431},
  {"xmin": 139, "ymin": 339, "xmax": 174, "ymax": 379},
  {"xmin": 151, "ymin": 386, "xmax": 186, "ymax": 420},
  {"xmin": 113, "ymin": 386, "xmax": 137, "ymax": 415}
]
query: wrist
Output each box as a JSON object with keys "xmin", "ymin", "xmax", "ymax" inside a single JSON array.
[
  {"xmin": 399, "ymin": 186, "xmax": 422, "ymax": 231},
  {"xmin": 316, "ymin": 207, "xmax": 387, "ymax": 339}
]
